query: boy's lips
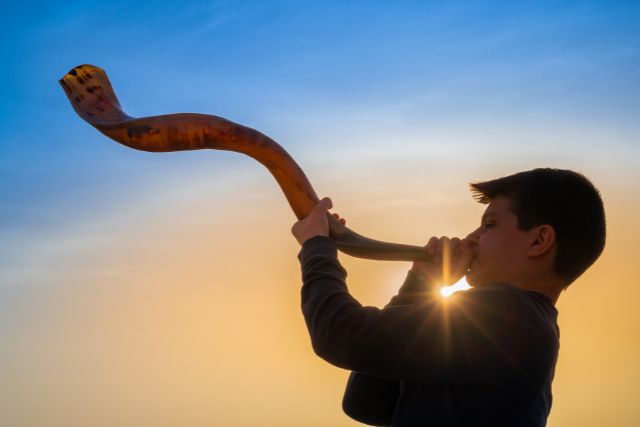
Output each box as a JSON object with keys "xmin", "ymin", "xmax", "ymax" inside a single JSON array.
[{"xmin": 468, "ymin": 255, "xmax": 478, "ymax": 270}]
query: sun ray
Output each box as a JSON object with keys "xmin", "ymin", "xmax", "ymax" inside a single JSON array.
[{"xmin": 440, "ymin": 277, "xmax": 472, "ymax": 298}]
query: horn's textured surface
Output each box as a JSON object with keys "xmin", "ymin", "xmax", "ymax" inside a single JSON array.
[{"xmin": 59, "ymin": 64, "xmax": 430, "ymax": 261}]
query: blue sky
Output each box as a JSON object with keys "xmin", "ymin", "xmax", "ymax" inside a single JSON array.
[
  {"xmin": 2, "ymin": 0, "xmax": 639, "ymax": 287},
  {"xmin": 1, "ymin": 1, "xmax": 639, "ymax": 289}
]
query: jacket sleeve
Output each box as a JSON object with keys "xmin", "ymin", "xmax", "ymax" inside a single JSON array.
[
  {"xmin": 298, "ymin": 236, "xmax": 525, "ymax": 387},
  {"xmin": 341, "ymin": 268, "xmax": 439, "ymax": 426}
]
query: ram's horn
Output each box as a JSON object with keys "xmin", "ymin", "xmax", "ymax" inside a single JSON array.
[{"xmin": 59, "ymin": 64, "xmax": 430, "ymax": 261}]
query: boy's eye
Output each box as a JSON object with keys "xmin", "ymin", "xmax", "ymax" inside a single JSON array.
[{"xmin": 484, "ymin": 223, "xmax": 496, "ymax": 228}]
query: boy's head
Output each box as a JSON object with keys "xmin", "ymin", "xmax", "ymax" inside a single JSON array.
[{"xmin": 464, "ymin": 168, "xmax": 606, "ymax": 291}]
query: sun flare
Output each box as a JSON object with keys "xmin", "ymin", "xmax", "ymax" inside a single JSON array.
[{"xmin": 440, "ymin": 277, "xmax": 472, "ymax": 298}]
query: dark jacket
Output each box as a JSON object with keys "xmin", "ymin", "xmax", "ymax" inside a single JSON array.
[{"xmin": 298, "ymin": 236, "xmax": 560, "ymax": 427}]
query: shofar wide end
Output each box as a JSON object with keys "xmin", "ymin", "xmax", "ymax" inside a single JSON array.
[{"xmin": 59, "ymin": 64, "xmax": 131, "ymax": 127}]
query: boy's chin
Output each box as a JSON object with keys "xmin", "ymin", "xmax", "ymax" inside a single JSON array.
[
  {"xmin": 466, "ymin": 269, "xmax": 503, "ymax": 288},
  {"xmin": 465, "ymin": 269, "xmax": 486, "ymax": 287},
  {"xmin": 464, "ymin": 269, "xmax": 477, "ymax": 286},
  {"xmin": 465, "ymin": 274, "xmax": 478, "ymax": 286}
]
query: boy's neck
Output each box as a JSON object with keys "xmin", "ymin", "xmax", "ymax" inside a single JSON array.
[{"xmin": 513, "ymin": 278, "xmax": 562, "ymax": 305}]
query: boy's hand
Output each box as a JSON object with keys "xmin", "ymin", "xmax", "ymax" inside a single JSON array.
[
  {"xmin": 411, "ymin": 236, "xmax": 474, "ymax": 286},
  {"xmin": 291, "ymin": 197, "xmax": 346, "ymax": 246}
]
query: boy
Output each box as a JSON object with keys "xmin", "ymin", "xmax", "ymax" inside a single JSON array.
[{"xmin": 292, "ymin": 168, "xmax": 605, "ymax": 426}]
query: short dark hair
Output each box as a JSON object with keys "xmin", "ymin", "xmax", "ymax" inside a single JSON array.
[{"xmin": 469, "ymin": 168, "xmax": 606, "ymax": 288}]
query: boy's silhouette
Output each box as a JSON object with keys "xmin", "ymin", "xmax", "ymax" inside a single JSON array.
[{"xmin": 292, "ymin": 168, "xmax": 605, "ymax": 426}]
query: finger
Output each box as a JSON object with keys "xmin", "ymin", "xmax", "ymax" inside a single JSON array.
[
  {"xmin": 453, "ymin": 239, "xmax": 475, "ymax": 277},
  {"xmin": 434, "ymin": 237, "xmax": 447, "ymax": 265},
  {"xmin": 450, "ymin": 237, "xmax": 461, "ymax": 257},
  {"xmin": 442, "ymin": 236, "xmax": 452, "ymax": 260},
  {"xmin": 426, "ymin": 236, "xmax": 438, "ymax": 256},
  {"xmin": 437, "ymin": 236, "xmax": 450, "ymax": 256},
  {"xmin": 331, "ymin": 212, "xmax": 346, "ymax": 225},
  {"xmin": 316, "ymin": 197, "xmax": 333, "ymax": 211}
]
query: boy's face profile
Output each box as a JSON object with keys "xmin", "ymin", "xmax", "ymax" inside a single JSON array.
[{"xmin": 465, "ymin": 195, "xmax": 532, "ymax": 287}]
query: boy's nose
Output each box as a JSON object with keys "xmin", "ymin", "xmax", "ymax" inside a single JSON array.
[{"xmin": 465, "ymin": 229, "xmax": 480, "ymax": 244}]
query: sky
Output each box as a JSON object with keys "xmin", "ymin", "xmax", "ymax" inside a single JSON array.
[{"xmin": 1, "ymin": 0, "xmax": 639, "ymax": 425}]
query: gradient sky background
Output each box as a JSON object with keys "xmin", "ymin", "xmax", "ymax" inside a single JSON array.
[{"xmin": 1, "ymin": 1, "xmax": 639, "ymax": 425}]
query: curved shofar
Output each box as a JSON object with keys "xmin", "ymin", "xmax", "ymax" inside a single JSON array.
[{"xmin": 59, "ymin": 64, "xmax": 430, "ymax": 261}]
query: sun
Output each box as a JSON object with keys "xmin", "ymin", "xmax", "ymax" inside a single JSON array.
[{"xmin": 440, "ymin": 277, "xmax": 472, "ymax": 298}]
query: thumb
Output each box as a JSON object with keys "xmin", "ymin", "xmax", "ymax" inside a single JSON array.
[
  {"xmin": 315, "ymin": 197, "xmax": 333, "ymax": 212},
  {"xmin": 457, "ymin": 239, "xmax": 474, "ymax": 267},
  {"xmin": 452, "ymin": 239, "xmax": 474, "ymax": 276}
]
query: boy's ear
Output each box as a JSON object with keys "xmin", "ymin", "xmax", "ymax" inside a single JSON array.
[{"xmin": 526, "ymin": 225, "xmax": 556, "ymax": 258}]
